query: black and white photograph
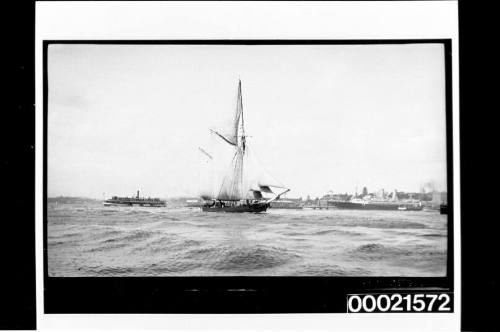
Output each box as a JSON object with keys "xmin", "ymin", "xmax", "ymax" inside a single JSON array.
[
  {"xmin": 46, "ymin": 41, "xmax": 449, "ymax": 278},
  {"xmin": 30, "ymin": 1, "xmax": 464, "ymax": 330}
]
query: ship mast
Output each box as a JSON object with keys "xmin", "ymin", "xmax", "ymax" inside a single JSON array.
[
  {"xmin": 238, "ymin": 79, "xmax": 246, "ymax": 153},
  {"xmin": 231, "ymin": 79, "xmax": 245, "ymax": 199},
  {"xmin": 211, "ymin": 80, "xmax": 246, "ymax": 201}
]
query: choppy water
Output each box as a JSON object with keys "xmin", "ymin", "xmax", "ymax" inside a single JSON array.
[{"xmin": 47, "ymin": 199, "xmax": 447, "ymax": 277}]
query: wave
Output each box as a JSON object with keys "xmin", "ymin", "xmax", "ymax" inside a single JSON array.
[
  {"xmin": 332, "ymin": 229, "xmax": 364, "ymax": 236},
  {"xmin": 350, "ymin": 243, "xmax": 412, "ymax": 259},
  {"xmin": 211, "ymin": 245, "xmax": 300, "ymax": 271},
  {"xmin": 349, "ymin": 243, "xmax": 446, "ymax": 262},
  {"xmin": 284, "ymin": 228, "xmax": 362, "ymax": 237},
  {"xmin": 92, "ymin": 229, "xmax": 122, "ymax": 239},
  {"xmin": 312, "ymin": 229, "xmax": 337, "ymax": 236},
  {"xmin": 283, "ymin": 231, "xmax": 308, "ymax": 236},
  {"xmin": 47, "ymin": 232, "xmax": 81, "ymax": 240},
  {"xmin": 145, "ymin": 236, "xmax": 203, "ymax": 254},
  {"xmin": 82, "ymin": 265, "xmax": 138, "ymax": 276},
  {"xmin": 341, "ymin": 220, "xmax": 427, "ymax": 229},
  {"xmin": 146, "ymin": 261, "xmax": 200, "ymax": 274},
  {"xmin": 92, "ymin": 229, "xmax": 153, "ymax": 247},
  {"xmin": 85, "ymin": 242, "xmax": 129, "ymax": 252},
  {"xmin": 81, "ymin": 261, "xmax": 201, "ymax": 276},
  {"xmin": 159, "ymin": 216, "xmax": 181, "ymax": 222},
  {"xmin": 420, "ymin": 233, "xmax": 446, "ymax": 238},
  {"xmin": 184, "ymin": 246, "xmax": 221, "ymax": 260},
  {"xmin": 293, "ymin": 264, "xmax": 370, "ymax": 276},
  {"xmin": 48, "ymin": 239, "xmax": 79, "ymax": 247}
]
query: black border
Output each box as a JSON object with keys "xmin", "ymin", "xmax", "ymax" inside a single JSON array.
[
  {"xmin": 1, "ymin": 0, "xmax": 36, "ymax": 329},
  {"xmin": 43, "ymin": 39, "xmax": 454, "ymax": 314},
  {"xmin": 458, "ymin": 1, "xmax": 498, "ymax": 331}
]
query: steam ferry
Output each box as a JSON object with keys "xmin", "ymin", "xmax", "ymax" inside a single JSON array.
[{"xmin": 103, "ymin": 190, "xmax": 166, "ymax": 207}]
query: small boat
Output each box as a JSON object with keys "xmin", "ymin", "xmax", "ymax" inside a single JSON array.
[{"xmin": 198, "ymin": 80, "xmax": 290, "ymax": 213}]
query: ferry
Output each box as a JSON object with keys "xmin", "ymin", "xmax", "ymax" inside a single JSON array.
[{"xmin": 103, "ymin": 190, "xmax": 166, "ymax": 207}]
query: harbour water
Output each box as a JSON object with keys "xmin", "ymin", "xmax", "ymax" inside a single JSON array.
[{"xmin": 47, "ymin": 199, "xmax": 447, "ymax": 277}]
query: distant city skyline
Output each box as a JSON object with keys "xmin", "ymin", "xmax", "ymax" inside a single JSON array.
[
  {"xmin": 47, "ymin": 43, "xmax": 448, "ymax": 199},
  {"xmin": 48, "ymin": 186, "xmax": 447, "ymax": 200}
]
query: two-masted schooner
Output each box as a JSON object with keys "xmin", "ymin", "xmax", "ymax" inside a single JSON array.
[{"xmin": 198, "ymin": 80, "xmax": 290, "ymax": 213}]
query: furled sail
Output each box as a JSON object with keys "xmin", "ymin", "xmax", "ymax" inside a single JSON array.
[{"xmin": 258, "ymin": 185, "xmax": 273, "ymax": 193}]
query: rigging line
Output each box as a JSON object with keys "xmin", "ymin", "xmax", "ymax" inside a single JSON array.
[
  {"xmin": 239, "ymin": 79, "xmax": 245, "ymax": 135},
  {"xmin": 247, "ymin": 145, "xmax": 286, "ymax": 188},
  {"xmin": 239, "ymin": 80, "xmax": 246, "ymax": 152},
  {"xmin": 210, "ymin": 129, "xmax": 236, "ymax": 146}
]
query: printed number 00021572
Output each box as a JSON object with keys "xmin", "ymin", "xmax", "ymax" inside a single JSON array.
[{"xmin": 347, "ymin": 293, "xmax": 452, "ymax": 313}]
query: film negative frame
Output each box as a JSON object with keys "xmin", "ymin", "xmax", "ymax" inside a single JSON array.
[{"xmin": 42, "ymin": 39, "xmax": 454, "ymax": 314}]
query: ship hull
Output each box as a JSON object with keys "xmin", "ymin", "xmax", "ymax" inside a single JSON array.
[
  {"xmin": 186, "ymin": 202, "xmax": 204, "ymax": 208},
  {"xmin": 103, "ymin": 201, "xmax": 166, "ymax": 207},
  {"xmin": 201, "ymin": 203, "xmax": 269, "ymax": 213},
  {"xmin": 269, "ymin": 206, "xmax": 303, "ymax": 210},
  {"xmin": 328, "ymin": 201, "xmax": 423, "ymax": 211}
]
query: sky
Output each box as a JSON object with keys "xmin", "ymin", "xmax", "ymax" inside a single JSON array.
[{"xmin": 47, "ymin": 43, "xmax": 447, "ymax": 199}]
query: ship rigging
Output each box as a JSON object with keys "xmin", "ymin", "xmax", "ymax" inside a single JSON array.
[{"xmin": 198, "ymin": 80, "xmax": 290, "ymax": 212}]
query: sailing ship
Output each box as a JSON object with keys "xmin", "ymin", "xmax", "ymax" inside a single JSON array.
[{"xmin": 198, "ymin": 80, "xmax": 290, "ymax": 213}]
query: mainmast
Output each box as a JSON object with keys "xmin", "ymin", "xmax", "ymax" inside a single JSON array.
[
  {"xmin": 238, "ymin": 79, "xmax": 246, "ymax": 153},
  {"xmin": 230, "ymin": 79, "xmax": 245, "ymax": 199},
  {"xmin": 211, "ymin": 80, "xmax": 247, "ymax": 200}
]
